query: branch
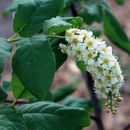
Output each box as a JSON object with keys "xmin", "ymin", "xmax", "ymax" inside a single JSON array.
[
  {"xmin": 90, "ymin": 115, "xmax": 98, "ymax": 122},
  {"xmin": 70, "ymin": 3, "xmax": 105, "ymax": 130},
  {"xmin": 70, "ymin": 4, "xmax": 78, "ymax": 17},
  {"xmin": 123, "ymin": 124, "xmax": 130, "ymax": 130},
  {"xmin": 83, "ymin": 72, "xmax": 105, "ymax": 130},
  {"xmin": 6, "ymin": 100, "xmax": 29, "ymax": 105}
]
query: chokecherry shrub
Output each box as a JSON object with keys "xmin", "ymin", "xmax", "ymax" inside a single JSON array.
[{"xmin": 0, "ymin": 0, "xmax": 129, "ymax": 129}]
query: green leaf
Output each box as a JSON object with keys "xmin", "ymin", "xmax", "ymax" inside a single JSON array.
[
  {"xmin": 64, "ymin": 0, "xmax": 79, "ymax": 7},
  {"xmin": 0, "ymin": 102, "xmax": 90, "ymax": 130},
  {"xmin": 43, "ymin": 91, "xmax": 53, "ymax": 101},
  {"xmin": 68, "ymin": 17, "xmax": 83, "ymax": 27},
  {"xmin": 17, "ymin": 101, "xmax": 91, "ymax": 130},
  {"xmin": 88, "ymin": 28, "xmax": 102, "ymax": 37},
  {"xmin": 63, "ymin": 97, "xmax": 94, "ymax": 113},
  {"xmin": 0, "ymin": 104, "xmax": 28, "ymax": 130},
  {"xmin": 0, "ymin": 80, "xmax": 12, "ymax": 102},
  {"xmin": 12, "ymin": 73, "xmax": 33, "ymax": 99},
  {"xmin": 13, "ymin": 35, "xmax": 56, "ymax": 99},
  {"xmin": 76, "ymin": 60, "xmax": 86, "ymax": 72},
  {"xmin": 43, "ymin": 17, "xmax": 72, "ymax": 34},
  {"xmin": 0, "ymin": 88, "xmax": 8, "ymax": 102},
  {"xmin": 51, "ymin": 38, "xmax": 67, "ymax": 70},
  {"xmin": 79, "ymin": 2, "xmax": 103, "ymax": 24},
  {"xmin": 103, "ymin": 10, "xmax": 130, "ymax": 54},
  {"xmin": 0, "ymin": 38, "xmax": 11, "ymax": 73},
  {"xmin": 13, "ymin": 0, "xmax": 64, "ymax": 37},
  {"xmin": 116, "ymin": 0, "xmax": 125, "ymax": 5},
  {"xmin": 61, "ymin": 16, "xmax": 83, "ymax": 27},
  {"xmin": 52, "ymin": 84, "xmax": 76, "ymax": 102},
  {"xmin": 43, "ymin": 16, "xmax": 83, "ymax": 34},
  {"xmin": 2, "ymin": 80, "xmax": 11, "ymax": 92},
  {"xmin": 0, "ymin": 104, "xmax": 16, "ymax": 114}
]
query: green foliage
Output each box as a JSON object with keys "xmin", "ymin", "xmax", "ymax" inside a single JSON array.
[
  {"xmin": 68, "ymin": 17, "xmax": 83, "ymax": 27},
  {"xmin": 49, "ymin": 16, "xmax": 83, "ymax": 70},
  {"xmin": 13, "ymin": 35, "xmax": 56, "ymax": 99},
  {"xmin": 64, "ymin": 0, "xmax": 79, "ymax": 7},
  {"xmin": 116, "ymin": 0, "xmax": 125, "ymax": 5},
  {"xmin": 76, "ymin": 60, "xmax": 86, "ymax": 72},
  {"xmin": 64, "ymin": 96, "xmax": 103, "ymax": 113},
  {"xmin": 12, "ymin": 73, "xmax": 33, "ymax": 99},
  {"xmin": 103, "ymin": 9, "xmax": 130, "ymax": 54},
  {"xmin": 1, "ymin": 0, "xmax": 130, "ymax": 129},
  {"xmin": 51, "ymin": 38, "xmax": 68, "ymax": 70},
  {"xmin": 52, "ymin": 84, "xmax": 76, "ymax": 102},
  {"xmin": 88, "ymin": 28, "xmax": 102, "ymax": 37},
  {"xmin": 18, "ymin": 101, "xmax": 90, "ymax": 130},
  {"xmin": 13, "ymin": 0, "xmax": 64, "ymax": 37},
  {"xmin": 0, "ymin": 104, "xmax": 27, "ymax": 130},
  {"xmin": 43, "ymin": 16, "xmax": 83, "ymax": 34},
  {"xmin": 63, "ymin": 96, "xmax": 94, "ymax": 112},
  {"xmin": 79, "ymin": 1, "xmax": 103, "ymax": 24},
  {"xmin": 43, "ymin": 17, "xmax": 72, "ymax": 34},
  {"xmin": 0, "ymin": 38, "xmax": 11, "ymax": 73},
  {"xmin": 0, "ymin": 88, "xmax": 8, "ymax": 102},
  {"xmin": 0, "ymin": 81, "xmax": 11, "ymax": 102},
  {"xmin": 0, "ymin": 102, "xmax": 90, "ymax": 130}
]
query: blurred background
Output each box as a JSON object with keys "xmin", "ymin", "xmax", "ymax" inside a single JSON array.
[{"xmin": 0, "ymin": 0, "xmax": 130, "ymax": 130}]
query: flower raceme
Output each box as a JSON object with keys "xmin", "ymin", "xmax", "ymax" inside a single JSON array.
[{"xmin": 59, "ymin": 28, "xmax": 124, "ymax": 114}]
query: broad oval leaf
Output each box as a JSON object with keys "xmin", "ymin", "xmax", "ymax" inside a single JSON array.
[
  {"xmin": 103, "ymin": 9, "xmax": 130, "ymax": 54},
  {"xmin": 13, "ymin": 0, "xmax": 64, "ymax": 37},
  {"xmin": 0, "ymin": 102, "xmax": 90, "ymax": 130},
  {"xmin": 13, "ymin": 35, "xmax": 56, "ymax": 99},
  {"xmin": 17, "ymin": 101, "xmax": 91, "ymax": 130},
  {"xmin": 0, "ymin": 104, "xmax": 28, "ymax": 130}
]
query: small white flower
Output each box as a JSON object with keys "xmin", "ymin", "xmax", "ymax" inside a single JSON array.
[
  {"xmin": 66, "ymin": 36, "xmax": 72, "ymax": 43},
  {"xmin": 88, "ymin": 59, "xmax": 95, "ymax": 65},
  {"xmin": 59, "ymin": 43, "xmax": 67, "ymax": 53},
  {"xmin": 111, "ymin": 77, "xmax": 119, "ymax": 84},
  {"xmin": 60, "ymin": 28, "xmax": 124, "ymax": 113}
]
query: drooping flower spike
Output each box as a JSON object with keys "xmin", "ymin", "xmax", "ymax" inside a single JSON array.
[{"xmin": 60, "ymin": 28, "xmax": 124, "ymax": 114}]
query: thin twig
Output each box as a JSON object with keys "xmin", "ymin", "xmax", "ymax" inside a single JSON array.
[{"xmin": 6, "ymin": 100, "xmax": 29, "ymax": 105}]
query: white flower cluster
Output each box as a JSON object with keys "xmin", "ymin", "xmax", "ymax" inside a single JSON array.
[{"xmin": 59, "ymin": 28, "xmax": 124, "ymax": 113}]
